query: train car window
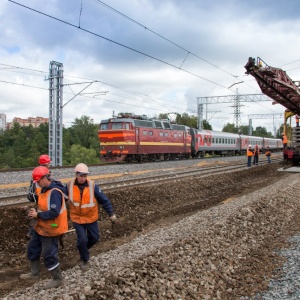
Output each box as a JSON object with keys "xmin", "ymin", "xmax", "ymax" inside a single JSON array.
[
  {"xmin": 171, "ymin": 124, "xmax": 185, "ymax": 131},
  {"xmin": 212, "ymin": 138, "xmax": 215, "ymax": 143},
  {"xmin": 160, "ymin": 132, "xmax": 163, "ymax": 137},
  {"xmin": 215, "ymin": 138, "xmax": 218, "ymax": 144},
  {"xmin": 134, "ymin": 120, "xmax": 154, "ymax": 128},
  {"xmin": 112, "ymin": 123, "xmax": 123, "ymax": 129},
  {"xmin": 222, "ymin": 138, "xmax": 224, "ymax": 143},
  {"xmin": 163, "ymin": 122, "xmax": 171, "ymax": 129},
  {"xmin": 225, "ymin": 139, "xmax": 227, "ymax": 144},
  {"xmin": 154, "ymin": 121, "xmax": 163, "ymax": 128},
  {"xmin": 174, "ymin": 133, "xmax": 178, "ymax": 138},
  {"xmin": 164, "ymin": 132, "xmax": 169, "ymax": 137},
  {"xmin": 149, "ymin": 131, "xmax": 153, "ymax": 136},
  {"xmin": 100, "ymin": 123, "xmax": 109, "ymax": 130},
  {"xmin": 143, "ymin": 130, "xmax": 147, "ymax": 136},
  {"xmin": 125, "ymin": 123, "xmax": 130, "ymax": 130},
  {"xmin": 178, "ymin": 133, "xmax": 182, "ymax": 137}
]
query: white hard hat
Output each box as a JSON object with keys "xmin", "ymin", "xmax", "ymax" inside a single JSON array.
[
  {"xmin": 74, "ymin": 163, "xmax": 89, "ymax": 174},
  {"xmin": 248, "ymin": 145, "xmax": 251, "ymax": 147}
]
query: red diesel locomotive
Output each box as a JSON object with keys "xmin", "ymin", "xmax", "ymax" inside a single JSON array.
[{"xmin": 99, "ymin": 113, "xmax": 191, "ymax": 162}]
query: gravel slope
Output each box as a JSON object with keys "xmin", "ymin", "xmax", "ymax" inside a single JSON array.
[{"xmin": 2, "ymin": 167, "xmax": 300, "ymax": 300}]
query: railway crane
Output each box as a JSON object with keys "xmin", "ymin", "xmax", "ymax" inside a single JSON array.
[{"xmin": 244, "ymin": 57, "xmax": 300, "ymax": 164}]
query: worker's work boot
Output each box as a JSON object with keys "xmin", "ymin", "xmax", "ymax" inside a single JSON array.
[
  {"xmin": 20, "ymin": 260, "xmax": 40, "ymax": 280},
  {"xmin": 42, "ymin": 265, "xmax": 63, "ymax": 289},
  {"xmin": 79, "ymin": 260, "xmax": 89, "ymax": 272}
]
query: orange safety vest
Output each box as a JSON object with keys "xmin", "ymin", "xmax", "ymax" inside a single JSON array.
[
  {"xmin": 36, "ymin": 184, "xmax": 42, "ymax": 197},
  {"xmin": 282, "ymin": 135, "xmax": 288, "ymax": 144},
  {"xmin": 265, "ymin": 150, "xmax": 271, "ymax": 156},
  {"xmin": 247, "ymin": 149, "xmax": 253, "ymax": 157},
  {"xmin": 253, "ymin": 148, "xmax": 259, "ymax": 156},
  {"xmin": 67, "ymin": 179, "xmax": 98, "ymax": 224},
  {"xmin": 35, "ymin": 188, "xmax": 68, "ymax": 237}
]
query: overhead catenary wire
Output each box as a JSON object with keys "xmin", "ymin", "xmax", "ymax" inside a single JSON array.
[
  {"xmin": 8, "ymin": 0, "xmax": 229, "ymax": 90},
  {"xmin": 0, "ymin": 63, "xmax": 194, "ymax": 112},
  {"xmin": 0, "ymin": 78, "xmax": 175, "ymax": 113}
]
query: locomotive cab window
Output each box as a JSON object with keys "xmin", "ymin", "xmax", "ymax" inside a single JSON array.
[
  {"xmin": 112, "ymin": 123, "xmax": 123, "ymax": 129},
  {"xmin": 100, "ymin": 123, "xmax": 109, "ymax": 130}
]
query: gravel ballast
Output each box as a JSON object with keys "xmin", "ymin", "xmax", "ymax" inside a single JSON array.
[{"xmin": 3, "ymin": 171, "xmax": 300, "ymax": 300}]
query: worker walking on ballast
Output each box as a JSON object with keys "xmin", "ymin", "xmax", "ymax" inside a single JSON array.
[
  {"xmin": 20, "ymin": 166, "xmax": 68, "ymax": 289},
  {"xmin": 65, "ymin": 163, "xmax": 116, "ymax": 272}
]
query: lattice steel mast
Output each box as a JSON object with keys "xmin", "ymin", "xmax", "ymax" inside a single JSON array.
[{"xmin": 48, "ymin": 61, "xmax": 63, "ymax": 166}]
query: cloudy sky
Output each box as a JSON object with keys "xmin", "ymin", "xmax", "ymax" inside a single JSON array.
[{"xmin": 1, "ymin": 0, "xmax": 300, "ymax": 132}]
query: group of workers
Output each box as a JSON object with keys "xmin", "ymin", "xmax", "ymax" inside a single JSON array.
[
  {"xmin": 246, "ymin": 133, "xmax": 288, "ymax": 167},
  {"xmin": 20, "ymin": 154, "xmax": 116, "ymax": 290},
  {"xmin": 246, "ymin": 145, "xmax": 271, "ymax": 167}
]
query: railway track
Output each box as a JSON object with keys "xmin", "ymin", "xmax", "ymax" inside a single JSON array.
[{"xmin": 0, "ymin": 159, "xmax": 282, "ymax": 208}]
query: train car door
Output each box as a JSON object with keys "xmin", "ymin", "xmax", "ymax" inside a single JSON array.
[{"xmin": 135, "ymin": 127, "xmax": 140, "ymax": 154}]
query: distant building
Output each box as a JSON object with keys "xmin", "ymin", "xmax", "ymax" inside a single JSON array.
[
  {"xmin": 0, "ymin": 113, "xmax": 6, "ymax": 131},
  {"xmin": 6, "ymin": 116, "xmax": 49, "ymax": 129}
]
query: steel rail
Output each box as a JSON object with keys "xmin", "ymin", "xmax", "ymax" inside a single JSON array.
[{"xmin": 0, "ymin": 159, "xmax": 283, "ymax": 208}]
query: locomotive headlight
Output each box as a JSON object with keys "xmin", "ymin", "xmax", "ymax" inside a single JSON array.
[{"xmin": 119, "ymin": 146, "xmax": 124, "ymax": 149}]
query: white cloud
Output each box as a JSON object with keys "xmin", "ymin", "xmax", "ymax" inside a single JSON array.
[{"xmin": 0, "ymin": 0, "xmax": 299, "ymax": 133}]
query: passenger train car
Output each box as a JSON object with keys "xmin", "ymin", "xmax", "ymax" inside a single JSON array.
[
  {"xmin": 191, "ymin": 129, "xmax": 283, "ymax": 158},
  {"xmin": 98, "ymin": 113, "xmax": 283, "ymax": 162}
]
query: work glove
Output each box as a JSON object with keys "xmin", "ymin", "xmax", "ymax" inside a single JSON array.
[{"xmin": 110, "ymin": 214, "xmax": 117, "ymax": 223}]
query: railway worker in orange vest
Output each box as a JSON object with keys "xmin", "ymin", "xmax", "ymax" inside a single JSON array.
[
  {"xmin": 66, "ymin": 163, "xmax": 116, "ymax": 272},
  {"xmin": 281, "ymin": 133, "xmax": 288, "ymax": 149},
  {"xmin": 253, "ymin": 145, "xmax": 260, "ymax": 165},
  {"xmin": 247, "ymin": 145, "xmax": 253, "ymax": 167},
  {"xmin": 20, "ymin": 166, "xmax": 68, "ymax": 289},
  {"xmin": 26, "ymin": 154, "xmax": 52, "ymax": 238},
  {"xmin": 265, "ymin": 147, "xmax": 271, "ymax": 163}
]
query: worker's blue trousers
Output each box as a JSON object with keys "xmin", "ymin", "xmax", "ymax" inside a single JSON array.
[
  {"xmin": 247, "ymin": 156, "xmax": 252, "ymax": 167},
  {"xmin": 27, "ymin": 229, "xmax": 59, "ymax": 270},
  {"xmin": 73, "ymin": 221, "xmax": 100, "ymax": 262}
]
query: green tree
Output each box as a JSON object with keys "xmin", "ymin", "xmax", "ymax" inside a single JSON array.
[
  {"xmin": 175, "ymin": 113, "xmax": 198, "ymax": 128},
  {"xmin": 239, "ymin": 125, "xmax": 252, "ymax": 135},
  {"xmin": 67, "ymin": 144, "xmax": 99, "ymax": 165},
  {"xmin": 69, "ymin": 116, "xmax": 99, "ymax": 150},
  {"xmin": 202, "ymin": 120, "xmax": 212, "ymax": 130},
  {"xmin": 252, "ymin": 126, "xmax": 272, "ymax": 137},
  {"xmin": 222, "ymin": 123, "xmax": 238, "ymax": 133},
  {"xmin": 158, "ymin": 113, "xmax": 169, "ymax": 120}
]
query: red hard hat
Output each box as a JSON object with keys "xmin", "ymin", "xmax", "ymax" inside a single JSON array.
[
  {"xmin": 39, "ymin": 154, "xmax": 51, "ymax": 165},
  {"xmin": 32, "ymin": 166, "xmax": 50, "ymax": 182}
]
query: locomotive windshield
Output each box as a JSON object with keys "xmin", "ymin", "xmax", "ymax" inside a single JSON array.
[
  {"xmin": 112, "ymin": 123, "xmax": 123, "ymax": 129},
  {"xmin": 100, "ymin": 123, "xmax": 109, "ymax": 130}
]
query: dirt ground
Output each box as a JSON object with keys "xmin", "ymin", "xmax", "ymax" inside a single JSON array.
[{"xmin": 0, "ymin": 162, "xmax": 292, "ymax": 298}]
